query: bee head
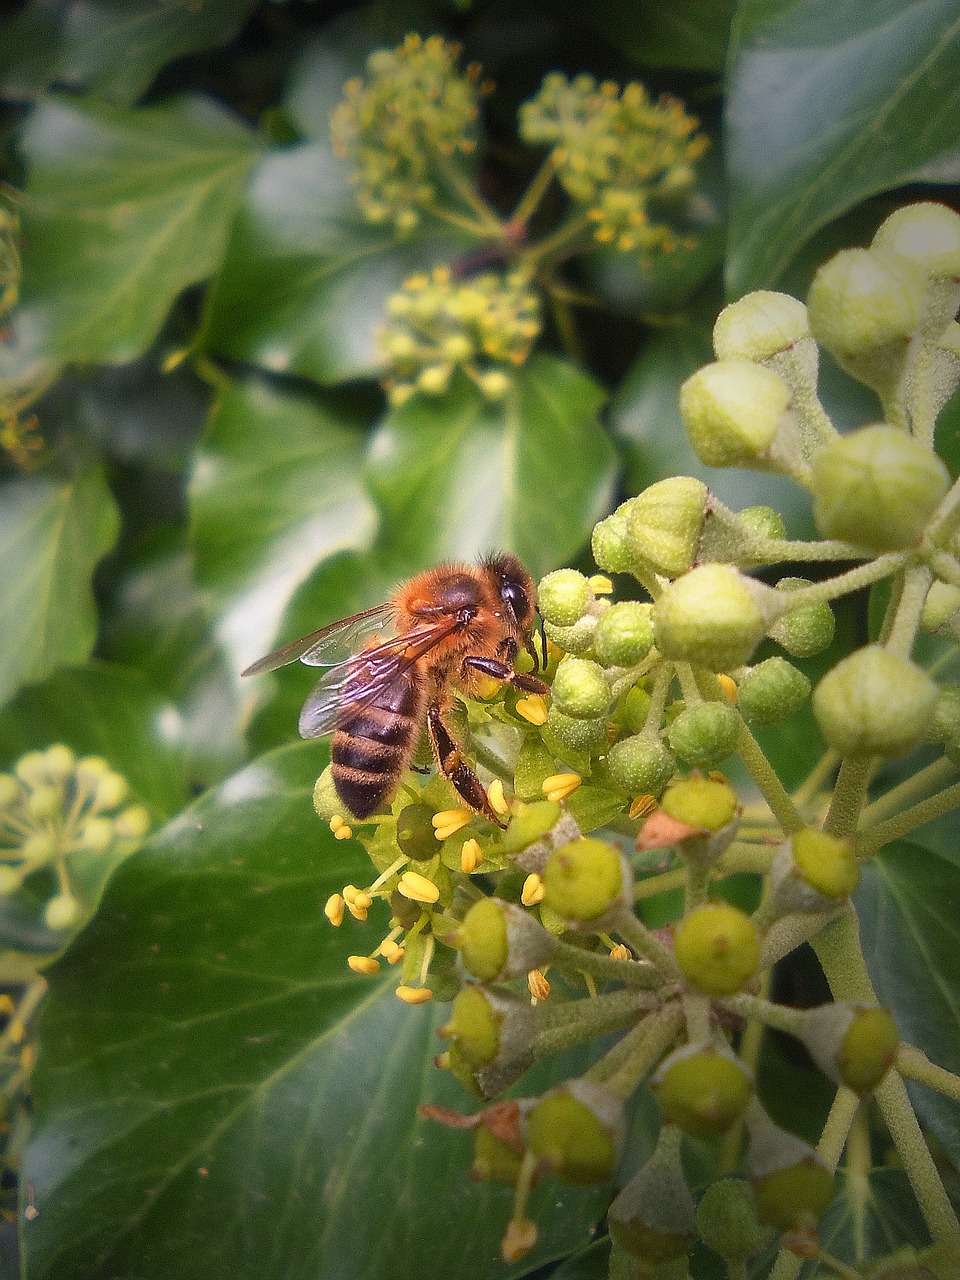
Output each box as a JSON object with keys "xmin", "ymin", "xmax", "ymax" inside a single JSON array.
[{"xmin": 488, "ymin": 553, "xmax": 535, "ymax": 630}]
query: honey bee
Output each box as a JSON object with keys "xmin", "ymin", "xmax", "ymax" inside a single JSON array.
[{"xmin": 242, "ymin": 554, "xmax": 548, "ymax": 827}]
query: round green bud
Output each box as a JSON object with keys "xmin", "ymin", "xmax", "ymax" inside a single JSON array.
[
  {"xmin": 21, "ymin": 831, "xmax": 55, "ymax": 864},
  {"xmin": 0, "ymin": 774, "xmax": 20, "ymax": 808},
  {"xmin": 441, "ymin": 333, "xmax": 473, "ymax": 363},
  {"xmin": 626, "ymin": 477, "xmax": 708, "ymax": 578},
  {"xmin": 674, "ymin": 902, "xmax": 761, "ymax": 996},
  {"xmin": 27, "ymin": 784, "xmax": 61, "ymax": 821},
  {"xmin": 458, "ymin": 898, "xmax": 509, "ymax": 982},
  {"xmin": 619, "ymin": 684, "xmax": 651, "ymax": 735},
  {"xmin": 653, "ymin": 565, "xmax": 774, "ymax": 672},
  {"xmin": 791, "ymin": 828, "xmax": 859, "ymax": 900},
  {"xmin": 807, "ymin": 247, "xmax": 925, "ymax": 360},
  {"xmin": 443, "ymin": 985, "xmax": 501, "ymax": 1069},
  {"xmin": 542, "ymin": 837, "xmax": 626, "ymax": 924},
  {"xmin": 15, "ymin": 751, "xmax": 49, "ymax": 786},
  {"xmin": 769, "ymin": 577, "xmax": 835, "ymax": 658},
  {"xmin": 75, "ymin": 755, "xmax": 110, "ymax": 786},
  {"xmin": 114, "ymin": 805, "xmax": 151, "ymax": 840},
  {"xmin": 922, "ymin": 582, "xmax": 960, "ymax": 634},
  {"xmin": 660, "ymin": 777, "xmax": 739, "ymax": 833},
  {"xmin": 653, "ymin": 1041, "xmax": 754, "ymax": 1136},
  {"xmin": 800, "ymin": 1003, "xmax": 899, "ymax": 1095},
  {"xmin": 502, "ymin": 799, "xmax": 562, "ymax": 854},
  {"xmin": 607, "ymin": 735, "xmax": 675, "ymax": 797},
  {"xmin": 592, "ymin": 602, "xmax": 654, "ymax": 668},
  {"xmin": 608, "ymin": 1138, "xmax": 698, "ymax": 1263},
  {"xmin": 526, "ymin": 1079, "xmax": 623, "ymax": 1185},
  {"xmin": 472, "ymin": 1124, "xmax": 523, "ymax": 1185},
  {"xmin": 737, "ymin": 657, "xmax": 811, "ymax": 725},
  {"xmin": 417, "ymin": 363, "xmax": 452, "ymax": 395},
  {"xmin": 812, "ymin": 425, "xmax": 949, "ymax": 551},
  {"xmin": 929, "ymin": 684, "xmax": 960, "ymax": 744},
  {"xmin": 666, "ymin": 703, "xmax": 739, "ymax": 769},
  {"xmin": 551, "ymin": 658, "xmax": 610, "ymax": 719},
  {"xmin": 396, "ymin": 803, "xmax": 439, "ymax": 860},
  {"xmin": 538, "ymin": 569, "xmax": 593, "ymax": 626},
  {"xmin": 44, "ymin": 893, "xmax": 81, "ymax": 932},
  {"xmin": 543, "ymin": 614, "xmax": 597, "ymax": 656},
  {"xmin": 872, "ymin": 204, "xmax": 960, "ymax": 325},
  {"xmin": 812, "ymin": 645, "xmax": 939, "ymax": 758},
  {"xmin": 43, "ymin": 744, "xmax": 76, "ymax": 778},
  {"xmin": 77, "ymin": 817, "xmax": 115, "ymax": 854},
  {"xmin": 592, "ymin": 511, "xmax": 635, "ymax": 575},
  {"xmin": 737, "ymin": 505, "xmax": 787, "ymax": 542},
  {"xmin": 712, "ymin": 291, "xmax": 811, "ymax": 363},
  {"xmin": 696, "ymin": 1178, "xmax": 773, "ymax": 1262},
  {"xmin": 545, "ymin": 707, "xmax": 608, "ymax": 752},
  {"xmin": 95, "ymin": 772, "xmax": 129, "ymax": 811},
  {"xmin": 680, "ymin": 360, "xmax": 791, "ymax": 467},
  {"xmin": 751, "ymin": 1158, "xmax": 835, "ymax": 1233}
]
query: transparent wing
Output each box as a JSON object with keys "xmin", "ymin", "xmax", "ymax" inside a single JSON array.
[
  {"xmin": 241, "ymin": 604, "xmax": 393, "ymax": 677},
  {"xmin": 298, "ymin": 617, "xmax": 459, "ymax": 739}
]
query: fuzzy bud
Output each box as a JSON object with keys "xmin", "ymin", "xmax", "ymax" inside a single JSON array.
[
  {"xmin": 666, "ymin": 702, "xmax": 738, "ymax": 769},
  {"xmin": 44, "ymin": 893, "xmax": 82, "ymax": 931},
  {"xmin": 608, "ymin": 1129, "xmax": 697, "ymax": 1263},
  {"xmin": 653, "ymin": 1041, "xmax": 754, "ymax": 1136},
  {"xmin": 737, "ymin": 657, "xmax": 811, "ymax": 725},
  {"xmin": 680, "ymin": 360, "xmax": 792, "ymax": 467},
  {"xmin": 607, "ymin": 735, "xmax": 676, "ymax": 797},
  {"xmin": 871, "ymin": 202, "xmax": 960, "ymax": 331},
  {"xmin": 551, "ymin": 657, "xmax": 611, "ymax": 719},
  {"xmin": 653, "ymin": 565, "xmax": 782, "ymax": 672},
  {"xmin": 538, "ymin": 569, "xmax": 593, "ymax": 626},
  {"xmin": 812, "ymin": 645, "xmax": 939, "ymax": 758},
  {"xmin": 592, "ymin": 508, "xmax": 636, "ymax": 575},
  {"xmin": 544, "ymin": 707, "xmax": 608, "ymax": 752},
  {"xmin": 768, "ymin": 577, "xmax": 835, "ymax": 658},
  {"xmin": 921, "ymin": 582, "xmax": 960, "ymax": 635},
  {"xmin": 674, "ymin": 902, "xmax": 761, "ymax": 996},
  {"xmin": 442, "ymin": 984, "xmax": 537, "ymax": 1073},
  {"xmin": 745, "ymin": 1102, "xmax": 835, "ymax": 1233},
  {"xmin": 797, "ymin": 1003, "xmax": 899, "ymax": 1095},
  {"xmin": 457, "ymin": 897, "xmax": 558, "ymax": 982},
  {"xmin": 542, "ymin": 837, "xmax": 630, "ymax": 927},
  {"xmin": 766, "ymin": 828, "xmax": 859, "ymax": 916},
  {"xmin": 713, "ymin": 291, "xmax": 811, "ymax": 364},
  {"xmin": 626, "ymin": 477, "xmax": 709, "ymax": 577},
  {"xmin": 526, "ymin": 1078, "xmax": 624, "ymax": 1185},
  {"xmin": 543, "ymin": 614, "xmax": 598, "ymax": 655},
  {"xmin": 696, "ymin": 1178, "xmax": 773, "ymax": 1262},
  {"xmin": 593, "ymin": 602, "xmax": 654, "ymax": 668},
  {"xmin": 736, "ymin": 505, "xmax": 787, "ymax": 542}
]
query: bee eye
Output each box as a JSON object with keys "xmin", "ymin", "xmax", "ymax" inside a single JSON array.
[{"xmin": 500, "ymin": 580, "xmax": 527, "ymax": 623}]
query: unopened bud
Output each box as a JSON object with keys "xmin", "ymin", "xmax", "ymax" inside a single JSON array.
[
  {"xmin": 653, "ymin": 564, "xmax": 782, "ymax": 672},
  {"xmin": 542, "ymin": 837, "xmax": 629, "ymax": 927},
  {"xmin": 538, "ymin": 569, "xmax": 592, "ymax": 626},
  {"xmin": 627, "ymin": 477, "xmax": 708, "ymax": 577},
  {"xmin": 551, "ymin": 657, "xmax": 610, "ymax": 719},
  {"xmin": 592, "ymin": 602, "xmax": 654, "ymax": 668},
  {"xmin": 666, "ymin": 702, "xmax": 738, "ymax": 769},
  {"xmin": 680, "ymin": 360, "xmax": 791, "ymax": 467},
  {"xmin": 457, "ymin": 897, "xmax": 557, "ymax": 982},
  {"xmin": 797, "ymin": 1003, "xmax": 899, "ymax": 1095},
  {"xmin": 653, "ymin": 1040, "xmax": 754, "ymax": 1136},
  {"xmin": 607, "ymin": 735, "xmax": 675, "ymax": 797},
  {"xmin": 812, "ymin": 645, "xmax": 938, "ymax": 758},
  {"xmin": 526, "ymin": 1078, "xmax": 623, "ymax": 1185},
  {"xmin": 769, "ymin": 577, "xmax": 835, "ymax": 658},
  {"xmin": 737, "ymin": 657, "xmax": 811, "ymax": 725},
  {"xmin": 674, "ymin": 902, "xmax": 761, "ymax": 996},
  {"xmin": 745, "ymin": 1101, "xmax": 835, "ymax": 1233}
]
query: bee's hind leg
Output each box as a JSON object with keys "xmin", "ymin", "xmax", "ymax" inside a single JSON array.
[
  {"xmin": 426, "ymin": 702, "xmax": 507, "ymax": 829},
  {"xmin": 461, "ymin": 655, "xmax": 548, "ymax": 695}
]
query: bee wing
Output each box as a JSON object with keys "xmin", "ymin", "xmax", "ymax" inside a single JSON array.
[
  {"xmin": 241, "ymin": 604, "xmax": 394, "ymax": 676},
  {"xmin": 297, "ymin": 617, "xmax": 460, "ymax": 739}
]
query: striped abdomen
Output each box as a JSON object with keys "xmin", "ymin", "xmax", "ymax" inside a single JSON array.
[{"xmin": 331, "ymin": 665, "xmax": 424, "ymax": 819}]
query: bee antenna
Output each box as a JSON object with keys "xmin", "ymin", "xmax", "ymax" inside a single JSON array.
[{"xmin": 534, "ymin": 609, "xmax": 547, "ymax": 673}]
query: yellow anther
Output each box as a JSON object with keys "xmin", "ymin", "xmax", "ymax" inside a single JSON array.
[
  {"xmin": 473, "ymin": 673, "xmax": 502, "ymax": 700},
  {"xmin": 346, "ymin": 902, "xmax": 369, "ymax": 922},
  {"xmin": 487, "ymin": 778, "xmax": 509, "ymax": 815},
  {"xmin": 501, "ymin": 1218, "xmax": 538, "ymax": 1264},
  {"xmin": 542, "ymin": 772, "xmax": 581, "ymax": 803},
  {"xmin": 0, "ymin": 994, "xmax": 14, "ymax": 1017},
  {"xmin": 379, "ymin": 939, "xmax": 404, "ymax": 964},
  {"xmin": 20, "ymin": 1042, "xmax": 34, "ymax": 1072},
  {"xmin": 334, "ymin": 823, "xmax": 354, "ymax": 841},
  {"xmin": 716, "ymin": 674, "xmax": 738, "ymax": 704},
  {"xmin": 515, "ymin": 695, "xmax": 548, "ymax": 726},
  {"xmin": 629, "ymin": 794, "xmax": 658, "ymax": 820},
  {"xmin": 435, "ymin": 1049, "xmax": 452, "ymax": 1070},
  {"xmin": 324, "ymin": 893, "xmax": 345, "ymax": 927},
  {"xmin": 398, "ymin": 871, "xmax": 441, "ymax": 904},
  {"xmin": 460, "ymin": 837, "xmax": 482, "ymax": 874},
  {"xmin": 8, "ymin": 1020, "xmax": 24, "ymax": 1045},
  {"xmin": 432, "ymin": 807, "xmax": 472, "ymax": 841},
  {"xmin": 528, "ymin": 969, "xmax": 551, "ymax": 1002},
  {"xmin": 342, "ymin": 884, "xmax": 359, "ymax": 903},
  {"xmin": 347, "ymin": 955, "xmax": 380, "ymax": 976},
  {"xmin": 329, "ymin": 815, "xmax": 345, "ymax": 833},
  {"xmin": 588, "ymin": 574, "xmax": 614, "ymax": 595},
  {"xmin": 521, "ymin": 873, "xmax": 545, "ymax": 907},
  {"xmin": 609, "ymin": 942, "xmax": 632, "ymax": 962},
  {"xmin": 396, "ymin": 985, "xmax": 433, "ymax": 1005}
]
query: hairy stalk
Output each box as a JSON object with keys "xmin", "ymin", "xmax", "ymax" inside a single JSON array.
[
  {"xmin": 856, "ymin": 779, "xmax": 960, "ymax": 859},
  {"xmin": 823, "ymin": 756, "xmax": 873, "ymax": 837},
  {"xmin": 860, "ymin": 755, "xmax": 958, "ymax": 828},
  {"xmin": 897, "ymin": 1044, "xmax": 960, "ymax": 1104},
  {"xmin": 735, "ymin": 719, "xmax": 803, "ymax": 834}
]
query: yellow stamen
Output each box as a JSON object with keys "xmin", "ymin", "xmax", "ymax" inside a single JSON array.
[
  {"xmin": 609, "ymin": 942, "xmax": 632, "ymax": 962},
  {"xmin": 515, "ymin": 695, "xmax": 548, "ymax": 726},
  {"xmin": 487, "ymin": 778, "xmax": 509, "ymax": 815},
  {"xmin": 0, "ymin": 994, "xmax": 15, "ymax": 1017},
  {"xmin": 342, "ymin": 884, "xmax": 359, "ymax": 903},
  {"xmin": 501, "ymin": 1218, "xmax": 538, "ymax": 1264},
  {"xmin": 588, "ymin": 574, "xmax": 614, "ymax": 595},
  {"xmin": 521, "ymin": 873, "xmax": 545, "ymax": 907},
  {"xmin": 432, "ymin": 807, "xmax": 472, "ymax": 841},
  {"xmin": 396, "ymin": 985, "xmax": 433, "ymax": 1005},
  {"xmin": 398, "ymin": 870, "xmax": 441, "ymax": 904},
  {"xmin": 379, "ymin": 939, "xmax": 404, "ymax": 964},
  {"xmin": 460, "ymin": 837, "xmax": 482, "ymax": 873},
  {"xmin": 8, "ymin": 1020, "xmax": 25, "ymax": 1044},
  {"xmin": 329, "ymin": 815, "xmax": 345, "ymax": 833},
  {"xmin": 347, "ymin": 955, "xmax": 380, "ymax": 976},
  {"xmin": 716, "ymin": 674, "xmax": 738, "ymax": 704},
  {"xmin": 334, "ymin": 824, "xmax": 353, "ymax": 841},
  {"xmin": 345, "ymin": 900, "xmax": 369, "ymax": 922},
  {"xmin": 324, "ymin": 893, "xmax": 345, "ymax": 927},
  {"xmin": 473, "ymin": 673, "xmax": 502, "ymax": 700},
  {"xmin": 629, "ymin": 794, "xmax": 657, "ymax": 820},
  {"xmin": 542, "ymin": 772, "xmax": 581, "ymax": 803},
  {"xmin": 528, "ymin": 969, "xmax": 550, "ymax": 1002}
]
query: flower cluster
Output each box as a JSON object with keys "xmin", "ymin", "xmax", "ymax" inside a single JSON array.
[
  {"xmin": 519, "ymin": 73, "xmax": 708, "ymax": 254},
  {"xmin": 379, "ymin": 265, "xmax": 541, "ymax": 404},
  {"xmin": 330, "ymin": 33, "xmax": 483, "ymax": 236}
]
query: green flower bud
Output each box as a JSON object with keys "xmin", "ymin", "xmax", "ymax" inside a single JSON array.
[
  {"xmin": 44, "ymin": 893, "xmax": 81, "ymax": 932},
  {"xmin": 545, "ymin": 707, "xmax": 608, "ymax": 752},
  {"xmin": 95, "ymin": 772, "xmax": 129, "ymax": 810},
  {"xmin": 607, "ymin": 735, "xmax": 675, "ymax": 797},
  {"xmin": 619, "ymin": 684, "xmax": 651, "ymax": 735},
  {"xmin": 872, "ymin": 202, "xmax": 960, "ymax": 330},
  {"xmin": 21, "ymin": 831, "xmax": 55, "ymax": 864},
  {"xmin": 674, "ymin": 902, "xmax": 761, "ymax": 996},
  {"xmin": 807, "ymin": 247, "xmax": 924, "ymax": 367},
  {"xmin": 745, "ymin": 1103, "xmax": 835, "ymax": 1233},
  {"xmin": 0, "ymin": 866, "xmax": 23, "ymax": 894},
  {"xmin": 653, "ymin": 1041, "xmax": 754, "ymax": 1136},
  {"xmin": 737, "ymin": 505, "xmax": 787, "ymax": 542},
  {"xmin": 15, "ymin": 752, "xmax": 49, "ymax": 786},
  {"xmin": 527, "ymin": 1078, "xmax": 624, "ymax": 1185},
  {"xmin": 592, "ymin": 509, "xmax": 636, "ymax": 575},
  {"xmin": 478, "ymin": 370, "xmax": 512, "ymax": 400},
  {"xmin": 928, "ymin": 684, "xmax": 960, "ymax": 744},
  {"xmin": 542, "ymin": 837, "xmax": 628, "ymax": 925},
  {"xmin": 0, "ymin": 774, "xmax": 20, "ymax": 808},
  {"xmin": 27, "ymin": 784, "xmax": 61, "ymax": 821},
  {"xmin": 626, "ymin": 477, "xmax": 708, "ymax": 577},
  {"xmin": 812, "ymin": 425, "xmax": 949, "ymax": 551},
  {"xmin": 544, "ymin": 614, "xmax": 598, "ymax": 656},
  {"xmin": 696, "ymin": 1178, "xmax": 773, "ymax": 1262},
  {"xmin": 608, "ymin": 1130, "xmax": 697, "ymax": 1262},
  {"xmin": 458, "ymin": 897, "xmax": 557, "ymax": 981},
  {"xmin": 660, "ymin": 776, "xmax": 739, "ymax": 833},
  {"xmin": 812, "ymin": 645, "xmax": 938, "ymax": 758},
  {"xmin": 502, "ymin": 799, "xmax": 562, "ymax": 854},
  {"xmin": 680, "ymin": 360, "xmax": 791, "ymax": 467},
  {"xmin": 713, "ymin": 291, "xmax": 811, "ymax": 364},
  {"xmin": 653, "ymin": 565, "xmax": 780, "ymax": 672},
  {"xmin": 798, "ymin": 1003, "xmax": 899, "ymax": 1095},
  {"xmin": 396, "ymin": 803, "xmax": 440, "ymax": 860},
  {"xmin": 538, "ymin": 569, "xmax": 593, "ymax": 626},
  {"xmin": 768, "ymin": 828, "xmax": 859, "ymax": 915},
  {"xmin": 442, "ymin": 984, "xmax": 536, "ymax": 1071},
  {"xmin": 77, "ymin": 817, "xmax": 114, "ymax": 854},
  {"xmin": 43, "ymin": 744, "xmax": 76, "ymax": 778},
  {"xmin": 737, "ymin": 657, "xmax": 811, "ymax": 725},
  {"xmin": 593, "ymin": 602, "xmax": 654, "ymax": 668},
  {"xmin": 114, "ymin": 805, "xmax": 151, "ymax": 840},
  {"xmin": 666, "ymin": 702, "xmax": 738, "ymax": 769},
  {"xmin": 75, "ymin": 755, "xmax": 110, "ymax": 786},
  {"xmin": 769, "ymin": 577, "xmax": 835, "ymax": 658},
  {"xmin": 552, "ymin": 657, "xmax": 610, "ymax": 719},
  {"xmin": 921, "ymin": 581, "xmax": 960, "ymax": 634}
]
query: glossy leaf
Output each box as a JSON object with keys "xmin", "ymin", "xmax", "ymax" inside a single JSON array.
[
  {"xmin": 820, "ymin": 1168, "xmax": 931, "ymax": 1260},
  {"xmin": 23, "ymin": 744, "xmax": 608, "ymax": 1280},
  {"xmin": 856, "ymin": 843, "xmax": 960, "ymax": 1165},
  {"xmin": 0, "ymin": 467, "xmax": 119, "ymax": 709},
  {"xmin": 366, "ymin": 356, "xmax": 617, "ymax": 581},
  {"xmin": 725, "ymin": 0, "xmax": 960, "ymax": 292},
  {"xmin": 16, "ymin": 95, "xmax": 260, "ymax": 364},
  {"xmin": 584, "ymin": 0, "xmax": 735, "ymax": 73},
  {"xmin": 189, "ymin": 377, "xmax": 377, "ymax": 675}
]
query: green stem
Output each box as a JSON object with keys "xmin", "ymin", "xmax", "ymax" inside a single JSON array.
[
  {"xmin": 817, "ymin": 1084, "xmax": 860, "ymax": 1169},
  {"xmin": 522, "ymin": 210, "xmax": 592, "ymax": 270},
  {"xmin": 735, "ymin": 719, "xmax": 804, "ymax": 834},
  {"xmin": 759, "ymin": 905, "xmax": 845, "ymax": 970},
  {"xmin": 791, "ymin": 748, "xmax": 839, "ymax": 813},
  {"xmin": 897, "ymin": 1044, "xmax": 960, "ymax": 1105},
  {"xmin": 857, "ymin": 778, "xmax": 960, "ymax": 859},
  {"xmin": 551, "ymin": 937, "xmax": 665, "ymax": 989},
  {"xmin": 775, "ymin": 551, "xmax": 912, "ymax": 611},
  {"xmin": 634, "ymin": 867, "xmax": 686, "ymax": 900},
  {"xmin": 823, "ymin": 756, "xmax": 873, "ymax": 837},
  {"xmin": 675, "ymin": 662, "xmax": 703, "ymax": 705},
  {"xmin": 751, "ymin": 539, "xmax": 873, "ymax": 564},
  {"xmin": 860, "ymin": 755, "xmax": 957, "ymax": 827},
  {"xmin": 591, "ymin": 1002, "xmax": 684, "ymax": 1098},
  {"xmin": 720, "ymin": 992, "xmax": 806, "ymax": 1038},
  {"xmin": 643, "ymin": 664, "xmax": 674, "ymax": 735},
  {"xmin": 923, "ymin": 546, "xmax": 960, "ymax": 590},
  {"xmin": 884, "ymin": 563, "xmax": 932, "ymax": 660},
  {"xmin": 510, "ymin": 154, "xmax": 558, "ymax": 227},
  {"xmin": 433, "ymin": 152, "xmax": 503, "ymax": 234},
  {"xmin": 423, "ymin": 202, "xmax": 496, "ymax": 238},
  {"xmin": 926, "ymin": 472, "xmax": 960, "ymax": 548},
  {"xmin": 613, "ymin": 907, "xmax": 683, "ymax": 977},
  {"xmin": 532, "ymin": 989, "xmax": 655, "ymax": 1058}
]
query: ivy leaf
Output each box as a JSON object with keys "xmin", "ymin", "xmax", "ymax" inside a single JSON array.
[
  {"xmin": 189, "ymin": 377, "xmax": 378, "ymax": 674},
  {"xmin": 584, "ymin": 0, "xmax": 735, "ymax": 72},
  {"xmin": 17, "ymin": 95, "xmax": 261, "ymax": 364},
  {"xmin": 0, "ymin": 467, "xmax": 119, "ymax": 709},
  {"xmin": 725, "ymin": 0, "xmax": 960, "ymax": 292},
  {"xmin": 23, "ymin": 744, "xmax": 609, "ymax": 1280},
  {"xmin": 856, "ymin": 842, "xmax": 960, "ymax": 1166},
  {"xmin": 366, "ymin": 356, "xmax": 617, "ymax": 580},
  {"xmin": 820, "ymin": 1169, "xmax": 931, "ymax": 1259}
]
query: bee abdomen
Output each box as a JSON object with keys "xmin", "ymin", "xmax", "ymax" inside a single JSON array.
[{"xmin": 331, "ymin": 700, "xmax": 419, "ymax": 819}]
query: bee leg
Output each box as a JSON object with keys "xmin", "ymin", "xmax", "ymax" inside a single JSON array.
[
  {"xmin": 426, "ymin": 702, "xmax": 507, "ymax": 829},
  {"xmin": 462, "ymin": 655, "xmax": 549, "ymax": 696}
]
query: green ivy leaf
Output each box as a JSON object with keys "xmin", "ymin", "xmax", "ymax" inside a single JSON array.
[
  {"xmin": 857, "ymin": 842, "xmax": 960, "ymax": 1165},
  {"xmin": 820, "ymin": 1168, "xmax": 931, "ymax": 1259},
  {"xmin": 725, "ymin": 0, "xmax": 960, "ymax": 292},
  {"xmin": 17, "ymin": 95, "xmax": 261, "ymax": 363},
  {"xmin": 0, "ymin": 467, "xmax": 119, "ymax": 709},
  {"xmin": 366, "ymin": 356, "xmax": 617, "ymax": 580},
  {"xmin": 584, "ymin": 0, "xmax": 735, "ymax": 73},
  {"xmin": 23, "ymin": 744, "xmax": 608, "ymax": 1280},
  {"xmin": 189, "ymin": 376, "xmax": 377, "ymax": 674}
]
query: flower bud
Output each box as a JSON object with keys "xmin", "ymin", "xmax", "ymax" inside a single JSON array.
[
  {"xmin": 77, "ymin": 817, "xmax": 114, "ymax": 853},
  {"xmin": 608, "ymin": 1129, "xmax": 697, "ymax": 1262},
  {"xmin": 871, "ymin": 202, "xmax": 960, "ymax": 331},
  {"xmin": 639, "ymin": 776, "xmax": 741, "ymax": 865},
  {"xmin": 652, "ymin": 1041, "xmax": 754, "ymax": 1136},
  {"xmin": 618, "ymin": 684, "xmax": 651, "ymax": 735},
  {"xmin": 736, "ymin": 505, "xmax": 787, "ymax": 542},
  {"xmin": 626, "ymin": 477, "xmax": 708, "ymax": 577},
  {"xmin": 607, "ymin": 735, "xmax": 675, "ymax": 797},
  {"xmin": 666, "ymin": 702, "xmax": 738, "ymax": 769},
  {"xmin": 526, "ymin": 1078, "xmax": 624, "ymax": 1185},
  {"xmin": 592, "ymin": 508, "xmax": 636, "ymax": 575},
  {"xmin": 737, "ymin": 657, "xmax": 811, "ymax": 725},
  {"xmin": 95, "ymin": 772, "xmax": 129, "ymax": 810},
  {"xmin": 114, "ymin": 805, "xmax": 151, "ymax": 839},
  {"xmin": 921, "ymin": 582, "xmax": 960, "ymax": 635},
  {"xmin": 0, "ymin": 866, "xmax": 22, "ymax": 894},
  {"xmin": 442, "ymin": 984, "xmax": 537, "ymax": 1072},
  {"xmin": 797, "ymin": 1003, "xmax": 898, "ymax": 1095},
  {"xmin": 674, "ymin": 902, "xmax": 761, "ymax": 996},
  {"xmin": 0, "ymin": 775, "xmax": 19, "ymax": 808},
  {"xmin": 396, "ymin": 803, "xmax": 440, "ymax": 860},
  {"xmin": 696, "ymin": 1178, "xmax": 773, "ymax": 1262},
  {"xmin": 542, "ymin": 837, "xmax": 630, "ymax": 927},
  {"xmin": 811, "ymin": 425, "xmax": 949, "ymax": 551},
  {"xmin": 538, "ymin": 569, "xmax": 593, "ymax": 626},
  {"xmin": 44, "ymin": 893, "xmax": 81, "ymax": 931},
  {"xmin": 713, "ymin": 291, "xmax": 811, "ymax": 364},
  {"xmin": 745, "ymin": 1102, "xmax": 835, "ymax": 1233},
  {"xmin": 928, "ymin": 684, "xmax": 960, "ymax": 744},
  {"xmin": 768, "ymin": 577, "xmax": 835, "ymax": 658},
  {"xmin": 653, "ymin": 565, "xmax": 781, "ymax": 672},
  {"xmin": 551, "ymin": 657, "xmax": 610, "ymax": 719},
  {"xmin": 767, "ymin": 828, "xmax": 859, "ymax": 915},
  {"xmin": 27, "ymin": 784, "xmax": 61, "ymax": 821},
  {"xmin": 457, "ymin": 897, "xmax": 557, "ymax": 982},
  {"xmin": 592, "ymin": 602, "xmax": 654, "ymax": 668},
  {"xmin": 43, "ymin": 744, "xmax": 76, "ymax": 778},
  {"xmin": 812, "ymin": 645, "xmax": 938, "ymax": 758},
  {"xmin": 543, "ymin": 614, "xmax": 598, "ymax": 655},
  {"xmin": 680, "ymin": 360, "xmax": 792, "ymax": 467},
  {"xmin": 544, "ymin": 707, "xmax": 608, "ymax": 753}
]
